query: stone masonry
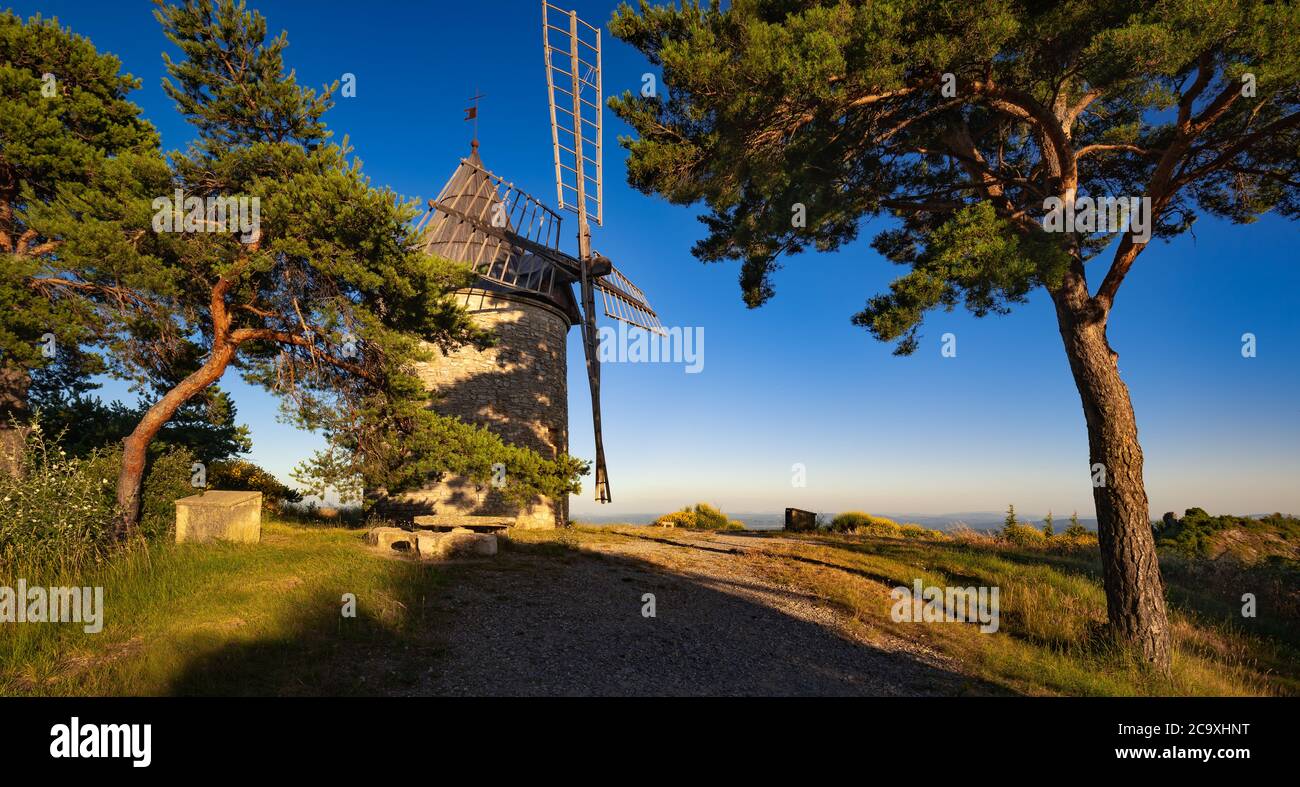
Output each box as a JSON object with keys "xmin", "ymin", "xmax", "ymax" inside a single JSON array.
[{"xmin": 373, "ymin": 288, "xmax": 570, "ymax": 529}]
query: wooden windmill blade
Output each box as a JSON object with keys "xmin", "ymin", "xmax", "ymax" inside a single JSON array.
[
  {"xmin": 595, "ymin": 264, "xmax": 666, "ymax": 335},
  {"xmin": 542, "ymin": 1, "xmax": 603, "ymax": 228},
  {"xmin": 543, "ymin": 1, "xmax": 611, "ymax": 503}
]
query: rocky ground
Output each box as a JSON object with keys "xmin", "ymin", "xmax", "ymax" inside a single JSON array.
[{"xmin": 411, "ymin": 528, "xmax": 988, "ymax": 697}]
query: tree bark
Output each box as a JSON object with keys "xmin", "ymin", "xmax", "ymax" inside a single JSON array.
[
  {"xmin": 0, "ymin": 363, "xmax": 30, "ymax": 478},
  {"xmin": 114, "ymin": 342, "xmax": 236, "ymax": 539},
  {"xmin": 1053, "ymin": 297, "xmax": 1172, "ymax": 672}
]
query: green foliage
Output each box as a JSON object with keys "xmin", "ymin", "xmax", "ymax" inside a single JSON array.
[
  {"xmin": 1043, "ymin": 510, "xmax": 1055, "ymax": 538},
  {"xmin": 831, "ymin": 511, "xmax": 895, "ymax": 534},
  {"xmin": 207, "ymin": 459, "xmax": 302, "ymax": 513},
  {"xmin": 0, "ymin": 9, "xmax": 161, "ymax": 417},
  {"xmin": 0, "ymin": 424, "xmax": 192, "ymax": 578},
  {"xmin": 609, "ymin": 0, "xmax": 1300, "ymax": 349},
  {"xmin": 0, "ymin": 425, "xmax": 117, "ymax": 577},
  {"xmin": 137, "ymin": 443, "xmax": 196, "ymax": 542},
  {"xmin": 6, "ymin": 1, "xmax": 585, "ymax": 526},
  {"xmin": 827, "ymin": 511, "xmax": 943, "ymax": 539},
  {"xmin": 1001, "ymin": 504, "xmax": 1047, "ymax": 546},
  {"xmin": 29, "ymin": 349, "xmax": 251, "ymax": 462},
  {"xmin": 898, "ymin": 523, "xmax": 944, "ymax": 540},
  {"xmin": 1003, "ymin": 522, "xmax": 1049, "ymax": 547},
  {"xmin": 654, "ymin": 503, "xmax": 745, "ymax": 531},
  {"xmin": 1155, "ymin": 507, "xmax": 1300, "ymax": 559},
  {"xmin": 1065, "ymin": 511, "xmax": 1088, "ymax": 538}
]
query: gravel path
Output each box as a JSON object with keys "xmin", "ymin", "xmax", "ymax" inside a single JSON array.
[{"xmin": 413, "ymin": 529, "xmax": 984, "ymax": 696}]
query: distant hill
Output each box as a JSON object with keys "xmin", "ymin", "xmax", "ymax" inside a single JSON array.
[{"xmin": 576, "ymin": 511, "xmax": 1100, "ymax": 532}]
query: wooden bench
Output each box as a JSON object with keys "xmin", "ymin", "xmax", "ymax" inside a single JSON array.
[{"xmin": 412, "ymin": 514, "xmax": 513, "ymax": 534}]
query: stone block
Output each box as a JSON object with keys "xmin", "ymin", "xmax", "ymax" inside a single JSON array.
[
  {"xmin": 414, "ymin": 531, "xmax": 497, "ymax": 559},
  {"xmin": 366, "ymin": 526, "xmax": 414, "ymax": 551},
  {"xmin": 175, "ymin": 490, "xmax": 262, "ymax": 544}
]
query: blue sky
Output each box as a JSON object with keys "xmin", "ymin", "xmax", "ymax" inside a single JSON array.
[{"xmin": 16, "ymin": 0, "xmax": 1299, "ymax": 519}]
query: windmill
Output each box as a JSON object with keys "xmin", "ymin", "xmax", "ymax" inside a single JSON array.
[{"xmin": 379, "ymin": 1, "xmax": 661, "ymax": 526}]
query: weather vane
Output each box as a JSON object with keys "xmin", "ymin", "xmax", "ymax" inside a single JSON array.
[{"xmin": 465, "ymin": 88, "xmax": 486, "ymax": 149}]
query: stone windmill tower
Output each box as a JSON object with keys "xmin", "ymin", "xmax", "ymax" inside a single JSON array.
[{"xmin": 374, "ymin": 3, "xmax": 662, "ymax": 529}]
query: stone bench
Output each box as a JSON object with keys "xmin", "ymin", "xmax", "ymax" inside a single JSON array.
[
  {"xmin": 366, "ymin": 525, "xmax": 498, "ymax": 560},
  {"xmin": 175, "ymin": 490, "xmax": 262, "ymax": 544},
  {"xmin": 412, "ymin": 514, "xmax": 512, "ymax": 534}
]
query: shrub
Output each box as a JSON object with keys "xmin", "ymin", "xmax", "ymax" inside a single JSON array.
[
  {"xmin": 0, "ymin": 425, "xmax": 196, "ymax": 578},
  {"xmin": 654, "ymin": 503, "xmax": 745, "ymax": 530},
  {"xmin": 831, "ymin": 511, "xmax": 886, "ymax": 533},
  {"xmin": 1002, "ymin": 522, "xmax": 1048, "ymax": 547},
  {"xmin": 208, "ymin": 459, "xmax": 303, "ymax": 513},
  {"xmin": 1052, "ymin": 530, "xmax": 1099, "ymax": 550},
  {"xmin": 654, "ymin": 509, "xmax": 697, "ymax": 528},
  {"xmin": 139, "ymin": 446, "xmax": 198, "ymax": 541},
  {"xmin": 0, "ymin": 426, "xmax": 117, "ymax": 577},
  {"xmin": 899, "ymin": 523, "xmax": 946, "ymax": 540}
]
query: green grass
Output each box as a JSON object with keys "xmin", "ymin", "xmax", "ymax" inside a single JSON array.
[
  {"xmin": 0, "ymin": 521, "xmax": 447, "ymax": 696},
  {"xmin": 3, "ymin": 521, "xmax": 1294, "ymax": 696}
]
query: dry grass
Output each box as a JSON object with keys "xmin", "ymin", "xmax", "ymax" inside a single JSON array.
[{"xmin": 745, "ymin": 531, "xmax": 1297, "ymax": 696}]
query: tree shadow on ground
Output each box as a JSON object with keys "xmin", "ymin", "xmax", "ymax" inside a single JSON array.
[{"xmin": 166, "ymin": 536, "xmax": 1011, "ymax": 697}]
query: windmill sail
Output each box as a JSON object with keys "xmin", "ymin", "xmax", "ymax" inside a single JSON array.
[
  {"xmin": 542, "ymin": 1, "xmax": 603, "ymax": 227},
  {"xmin": 542, "ymin": 1, "xmax": 611, "ymax": 503},
  {"xmin": 596, "ymin": 265, "xmax": 664, "ymax": 335}
]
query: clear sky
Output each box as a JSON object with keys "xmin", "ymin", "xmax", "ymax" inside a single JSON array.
[{"xmin": 16, "ymin": 0, "xmax": 1299, "ymax": 519}]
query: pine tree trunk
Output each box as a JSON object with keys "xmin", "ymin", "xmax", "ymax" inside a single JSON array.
[
  {"xmin": 114, "ymin": 344, "xmax": 235, "ymax": 540},
  {"xmin": 1054, "ymin": 300, "xmax": 1171, "ymax": 672}
]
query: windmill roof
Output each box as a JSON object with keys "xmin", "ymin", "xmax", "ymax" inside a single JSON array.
[{"xmin": 419, "ymin": 144, "xmax": 580, "ymax": 325}]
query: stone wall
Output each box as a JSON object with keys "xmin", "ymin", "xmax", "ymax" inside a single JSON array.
[{"xmin": 373, "ymin": 289, "xmax": 570, "ymax": 529}]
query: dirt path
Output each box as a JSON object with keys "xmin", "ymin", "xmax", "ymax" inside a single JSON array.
[{"xmin": 413, "ymin": 529, "xmax": 984, "ymax": 696}]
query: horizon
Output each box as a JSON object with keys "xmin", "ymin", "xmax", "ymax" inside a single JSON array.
[{"xmin": 16, "ymin": 0, "xmax": 1299, "ymax": 520}]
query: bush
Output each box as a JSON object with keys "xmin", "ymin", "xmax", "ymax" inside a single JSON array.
[
  {"xmin": 138, "ymin": 446, "xmax": 199, "ymax": 541},
  {"xmin": 831, "ymin": 511, "xmax": 903, "ymax": 536},
  {"xmin": 654, "ymin": 509, "xmax": 697, "ymax": 528},
  {"xmin": 899, "ymin": 523, "xmax": 946, "ymax": 540},
  {"xmin": 1002, "ymin": 522, "xmax": 1048, "ymax": 547},
  {"xmin": 1052, "ymin": 530, "xmax": 1099, "ymax": 550},
  {"xmin": 0, "ymin": 427, "xmax": 118, "ymax": 577},
  {"xmin": 208, "ymin": 459, "xmax": 303, "ymax": 513},
  {"xmin": 1155, "ymin": 507, "xmax": 1300, "ymax": 561},
  {"xmin": 654, "ymin": 503, "xmax": 745, "ymax": 531},
  {"xmin": 0, "ymin": 425, "xmax": 196, "ymax": 578}
]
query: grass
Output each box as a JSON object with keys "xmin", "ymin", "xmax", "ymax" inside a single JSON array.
[
  {"xmin": 0, "ymin": 521, "xmax": 447, "ymax": 696},
  {"xmin": 2, "ymin": 520, "xmax": 1294, "ymax": 696},
  {"xmin": 740, "ymin": 530, "xmax": 1300, "ymax": 696}
]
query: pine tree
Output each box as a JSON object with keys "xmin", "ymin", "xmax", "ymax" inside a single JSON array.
[
  {"xmin": 0, "ymin": 10, "xmax": 161, "ymax": 473},
  {"xmin": 1043, "ymin": 510, "xmax": 1055, "ymax": 538},
  {"xmin": 609, "ymin": 0, "xmax": 1300, "ymax": 672},
  {"xmin": 24, "ymin": 1, "xmax": 586, "ymax": 535},
  {"xmin": 1066, "ymin": 511, "xmax": 1088, "ymax": 538},
  {"xmin": 1003, "ymin": 504, "xmax": 1017, "ymax": 533}
]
